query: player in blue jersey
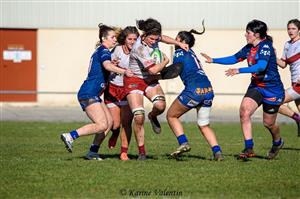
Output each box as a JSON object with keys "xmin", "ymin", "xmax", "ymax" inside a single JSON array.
[
  {"xmin": 167, "ymin": 25, "xmax": 224, "ymax": 161},
  {"xmin": 201, "ymin": 20, "xmax": 284, "ymax": 160},
  {"xmin": 60, "ymin": 24, "xmax": 133, "ymax": 159}
]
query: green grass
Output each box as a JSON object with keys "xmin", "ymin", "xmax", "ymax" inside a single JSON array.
[{"xmin": 0, "ymin": 121, "xmax": 299, "ymax": 198}]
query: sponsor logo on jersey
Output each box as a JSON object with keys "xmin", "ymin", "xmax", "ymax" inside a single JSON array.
[
  {"xmin": 128, "ymin": 83, "xmax": 138, "ymax": 88},
  {"xmin": 260, "ymin": 49, "xmax": 270, "ymax": 56},
  {"xmin": 262, "ymin": 44, "xmax": 270, "ymax": 49}
]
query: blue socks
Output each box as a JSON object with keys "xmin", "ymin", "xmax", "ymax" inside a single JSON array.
[
  {"xmin": 177, "ymin": 134, "xmax": 188, "ymax": 145},
  {"xmin": 90, "ymin": 144, "xmax": 100, "ymax": 153},
  {"xmin": 245, "ymin": 139, "xmax": 254, "ymax": 149},
  {"xmin": 273, "ymin": 138, "xmax": 282, "ymax": 146},
  {"xmin": 212, "ymin": 145, "xmax": 221, "ymax": 154},
  {"xmin": 69, "ymin": 130, "xmax": 79, "ymax": 140}
]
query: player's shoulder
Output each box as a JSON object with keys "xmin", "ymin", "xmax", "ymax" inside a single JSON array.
[
  {"xmin": 260, "ymin": 40, "xmax": 273, "ymax": 49},
  {"xmin": 174, "ymin": 48, "xmax": 186, "ymax": 58},
  {"xmin": 112, "ymin": 45, "xmax": 122, "ymax": 54}
]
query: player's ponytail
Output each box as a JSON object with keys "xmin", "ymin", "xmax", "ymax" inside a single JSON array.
[{"xmin": 189, "ymin": 20, "xmax": 206, "ymax": 35}]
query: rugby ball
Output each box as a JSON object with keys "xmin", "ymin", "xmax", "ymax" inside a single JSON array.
[{"xmin": 150, "ymin": 48, "xmax": 163, "ymax": 64}]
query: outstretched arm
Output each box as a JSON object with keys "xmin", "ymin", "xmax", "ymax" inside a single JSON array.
[
  {"xmin": 201, "ymin": 53, "xmax": 238, "ymax": 65},
  {"xmin": 225, "ymin": 60, "xmax": 267, "ymax": 76},
  {"xmin": 161, "ymin": 35, "xmax": 189, "ymax": 51}
]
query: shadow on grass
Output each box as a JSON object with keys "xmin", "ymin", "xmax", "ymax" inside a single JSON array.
[
  {"xmin": 74, "ymin": 153, "xmax": 156, "ymax": 161},
  {"xmin": 281, "ymin": 147, "xmax": 300, "ymax": 151},
  {"xmin": 165, "ymin": 153, "xmax": 207, "ymax": 161}
]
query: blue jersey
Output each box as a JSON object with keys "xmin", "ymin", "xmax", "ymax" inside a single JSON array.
[
  {"xmin": 234, "ymin": 40, "xmax": 283, "ymax": 90},
  {"xmin": 173, "ymin": 49, "xmax": 213, "ymax": 108},
  {"xmin": 78, "ymin": 45, "xmax": 111, "ymax": 100},
  {"xmin": 173, "ymin": 49, "xmax": 212, "ymax": 90}
]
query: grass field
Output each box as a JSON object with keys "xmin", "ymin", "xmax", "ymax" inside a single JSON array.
[{"xmin": 0, "ymin": 121, "xmax": 299, "ymax": 198}]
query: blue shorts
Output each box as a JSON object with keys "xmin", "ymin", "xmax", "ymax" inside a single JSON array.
[
  {"xmin": 177, "ymin": 88, "xmax": 214, "ymax": 109},
  {"xmin": 78, "ymin": 96, "xmax": 102, "ymax": 111},
  {"xmin": 247, "ymin": 86, "xmax": 284, "ymax": 106}
]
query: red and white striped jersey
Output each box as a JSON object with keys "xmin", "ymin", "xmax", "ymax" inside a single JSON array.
[{"xmin": 282, "ymin": 39, "xmax": 300, "ymax": 83}]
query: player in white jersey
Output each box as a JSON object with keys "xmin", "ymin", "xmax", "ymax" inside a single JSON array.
[
  {"xmin": 85, "ymin": 26, "xmax": 138, "ymax": 161},
  {"xmin": 124, "ymin": 18, "xmax": 188, "ymax": 160},
  {"xmin": 277, "ymin": 19, "xmax": 300, "ymax": 136}
]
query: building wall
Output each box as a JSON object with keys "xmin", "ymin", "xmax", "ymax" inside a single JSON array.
[
  {"xmin": 2, "ymin": 1, "xmax": 298, "ymax": 29},
  {"xmin": 10, "ymin": 28, "xmax": 289, "ymax": 111}
]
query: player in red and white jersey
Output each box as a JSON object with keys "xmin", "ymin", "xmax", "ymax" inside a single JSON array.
[
  {"xmin": 124, "ymin": 18, "xmax": 188, "ymax": 160},
  {"xmin": 277, "ymin": 19, "xmax": 300, "ymax": 136},
  {"xmin": 85, "ymin": 26, "xmax": 138, "ymax": 161}
]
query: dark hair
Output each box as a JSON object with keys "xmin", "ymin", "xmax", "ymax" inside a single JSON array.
[
  {"xmin": 177, "ymin": 20, "xmax": 206, "ymax": 48},
  {"xmin": 287, "ymin": 19, "xmax": 300, "ymax": 30},
  {"xmin": 117, "ymin": 26, "xmax": 139, "ymax": 45},
  {"xmin": 98, "ymin": 23, "xmax": 114, "ymax": 43},
  {"xmin": 136, "ymin": 18, "xmax": 161, "ymax": 36},
  {"xmin": 246, "ymin": 19, "xmax": 272, "ymax": 42}
]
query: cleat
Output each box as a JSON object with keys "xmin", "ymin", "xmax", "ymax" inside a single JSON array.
[
  {"xmin": 267, "ymin": 140, "xmax": 284, "ymax": 160},
  {"xmin": 238, "ymin": 148, "xmax": 255, "ymax": 159},
  {"xmin": 137, "ymin": 154, "xmax": 147, "ymax": 161},
  {"xmin": 108, "ymin": 135, "xmax": 118, "ymax": 149},
  {"xmin": 170, "ymin": 142, "xmax": 191, "ymax": 158},
  {"xmin": 85, "ymin": 151, "xmax": 102, "ymax": 161},
  {"xmin": 120, "ymin": 152, "xmax": 130, "ymax": 161},
  {"xmin": 212, "ymin": 151, "xmax": 224, "ymax": 161},
  {"xmin": 296, "ymin": 121, "xmax": 300, "ymax": 137},
  {"xmin": 148, "ymin": 113, "xmax": 161, "ymax": 134},
  {"xmin": 60, "ymin": 133, "xmax": 73, "ymax": 153}
]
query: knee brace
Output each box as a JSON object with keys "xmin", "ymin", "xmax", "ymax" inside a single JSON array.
[
  {"xmin": 197, "ymin": 106, "xmax": 211, "ymax": 126},
  {"xmin": 151, "ymin": 95, "xmax": 165, "ymax": 105},
  {"xmin": 132, "ymin": 107, "xmax": 145, "ymax": 117}
]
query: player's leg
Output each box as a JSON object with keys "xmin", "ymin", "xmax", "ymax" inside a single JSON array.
[
  {"xmin": 145, "ymin": 84, "xmax": 166, "ymax": 134},
  {"xmin": 120, "ymin": 104, "xmax": 133, "ymax": 160},
  {"xmin": 127, "ymin": 93, "xmax": 147, "ymax": 160},
  {"xmin": 167, "ymin": 98, "xmax": 191, "ymax": 158},
  {"xmin": 238, "ymin": 89, "xmax": 262, "ymax": 158},
  {"xmin": 262, "ymin": 104, "xmax": 284, "ymax": 160},
  {"xmin": 196, "ymin": 94, "xmax": 224, "ymax": 161},
  {"xmin": 61, "ymin": 99, "xmax": 109, "ymax": 153},
  {"xmin": 279, "ymin": 88, "xmax": 300, "ymax": 120},
  {"xmin": 85, "ymin": 102, "xmax": 113, "ymax": 160},
  {"xmin": 295, "ymin": 99, "xmax": 300, "ymax": 136},
  {"xmin": 107, "ymin": 105, "xmax": 121, "ymax": 149}
]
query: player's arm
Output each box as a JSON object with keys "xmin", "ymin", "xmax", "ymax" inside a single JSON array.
[
  {"xmin": 225, "ymin": 60, "xmax": 267, "ymax": 76},
  {"xmin": 147, "ymin": 53, "xmax": 170, "ymax": 75},
  {"xmin": 161, "ymin": 35, "xmax": 189, "ymax": 51},
  {"xmin": 201, "ymin": 53, "xmax": 239, "ymax": 65},
  {"xmin": 103, "ymin": 60, "xmax": 133, "ymax": 77},
  {"xmin": 277, "ymin": 58, "xmax": 287, "ymax": 69}
]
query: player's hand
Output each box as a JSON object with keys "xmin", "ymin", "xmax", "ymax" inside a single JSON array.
[
  {"xmin": 124, "ymin": 69, "xmax": 134, "ymax": 77},
  {"xmin": 179, "ymin": 43, "xmax": 189, "ymax": 51},
  {"xmin": 200, "ymin": 53, "xmax": 213, "ymax": 63},
  {"xmin": 225, "ymin": 68, "xmax": 239, "ymax": 76}
]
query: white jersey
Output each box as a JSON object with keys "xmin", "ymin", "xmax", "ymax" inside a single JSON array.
[
  {"xmin": 129, "ymin": 37, "xmax": 155, "ymax": 79},
  {"xmin": 109, "ymin": 45, "xmax": 130, "ymax": 86},
  {"xmin": 282, "ymin": 39, "xmax": 300, "ymax": 83}
]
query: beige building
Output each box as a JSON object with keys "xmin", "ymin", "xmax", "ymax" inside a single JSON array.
[{"xmin": 1, "ymin": 1, "xmax": 299, "ymax": 112}]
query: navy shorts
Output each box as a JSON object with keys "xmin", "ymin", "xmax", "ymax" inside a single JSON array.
[
  {"xmin": 78, "ymin": 96, "xmax": 102, "ymax": 111},
  {"xmin": 177, "ymin": 88, "xmax": 214, "ymax": 109}
]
